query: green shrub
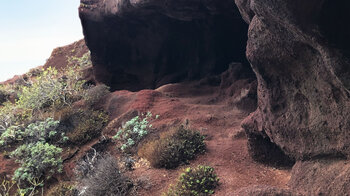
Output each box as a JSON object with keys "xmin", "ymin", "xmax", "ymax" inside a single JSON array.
[
  {"xmin": 138, "ymin": 126, "xmax": 206, "ymax": 169},
  {"xmin": 0, "ymin": 101, "xmax": 24, "ymax": 132},
  {"xmin": 0, "ymin": 84, "xmax": 31, "ymax": 131},
  {"xmin": 61, "ymin": 109, "xmax": 108, "ymax": 145},
  {"xmin": 11, "ymin": 141, "xmax": 63, "ymax": 183},
  {"xmin": 0, "ymin": 125, "xmax": 22, "ymax": 147},
  {"xmin": 0, "ymin": 118, "xmax": 66, "ymax": 193},
  {"xmin": 79, "ymin": 154, "xmax": 133, "ymax": 196},
  {"xmin": 68, "ymin": 51, "xmax": 92, "ymax": 69},
  {"xmin": 17, "ymin": 67, "xmax": 64, "ymax": 112},
  {"xmin": 165, "ymin": 165, "xmax": 219, "ymax": 196},
  {"xmin": 0, "ymin": 118, "xmax": 66, "ymax": 147},
  {"xmin": 63, "ymin": 65, "xmax": 86, "ymax": 101},
  {"xmin": 113, "ymin": 112, "xmax": 157, "ymax": 152},
  {"xmin": 83, "ymin": 84, "xmax": 110, "ymax": 106},
  {"xmin": 16, "ymin": 66, "xmax": 85, "ymax": 117},
  {"xmin": 22, "ymin": 118, "xmax": 65, "ymax": 143},
  {"xmin": 47, "ymin": 182, "xmax": 77, "ymax": 196}
]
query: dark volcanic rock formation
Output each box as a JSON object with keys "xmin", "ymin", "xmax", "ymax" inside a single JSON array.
[
  {"xmin": 79, "ymin": 0, "xmax": 250, "ymax": 91},
  {"xmin": 236, "ymin": 0, "xmax": 350, "ymax": 161},
  {"xmin": 235, "ymin": 0, "xmax": 350, "ymax": 194}
]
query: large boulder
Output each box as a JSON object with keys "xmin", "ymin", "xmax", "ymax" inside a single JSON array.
[
  {"xmin": 79, "ymin": 0, "xmax": 251, "ymax": 91},
  {"xmin": 236, "ymin": 0, "xmax": 350, "ymax": 161}
]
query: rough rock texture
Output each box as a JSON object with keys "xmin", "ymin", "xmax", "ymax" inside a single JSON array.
[
  {"xmin": 233, "ymin": 185, "xmax": 296, "ymax": 196},
  {"xmin": 290, "ymin": 159, "xmax": 350, "ymax": 196},
  {"xmin": 236, "ymin": 0, "xmax": 350, "ymax": 161},
  {"xmin": 219, "ymin": 63, "xmax": 257, "ymax": 113},
  {"xmin": 235, "ymin": 0, "xmax": 350, "ymax": 194},
  {"xmin": 79, "ymin": 0, "xmax": 251, "ymax": 91}
]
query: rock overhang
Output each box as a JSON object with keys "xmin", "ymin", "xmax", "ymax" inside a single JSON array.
[{"xmin": 79, "ymin": 0, "xmax": 252, "ymax": 91}]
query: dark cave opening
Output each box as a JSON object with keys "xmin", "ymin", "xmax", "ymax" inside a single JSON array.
[
  {"xmin": 320, "ymin": 0, "xmax": 350, "ymax": 56},
  {"xmin": 81, "ymin": 4, "xmax": 253, "ymax": 92},
  {"xmin": 319, "ymin": 0, "xmax": 350, "ymax": 89}
]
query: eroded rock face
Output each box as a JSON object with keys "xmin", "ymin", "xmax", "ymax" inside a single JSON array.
[
  {"xmin": 236, "ymin": 0, "xmax": 350, "ymax": 161},
  {"xmin": 79, "ymin": 0, "xmax": 250, "ymax": 91}
]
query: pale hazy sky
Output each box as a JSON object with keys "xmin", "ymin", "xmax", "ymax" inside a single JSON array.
[{"xmin": 0, "ymin": 0, "xmax": 83, "ymax": 82}]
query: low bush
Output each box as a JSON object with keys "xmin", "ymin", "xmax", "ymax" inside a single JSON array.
[
  {"xmin": 113, "ymin": 112, "xmax": 157, "ymax": 152},
  {"xmin": 0, "ymin": 118, "xmax": 66, "ymax": 194},
  {"xmin": 74, "ymin": 148, "xmax": 101, "ymax": 179},
  {"xmin": 138, "ymin": 126, "xmax": 205, "ymax": 169},
  {"xmin": 16, "ymin": 66, "xmax": 85, "ymax": 118},
  {"xmin": 83, "ymin": 84, "xmax": 110, "ymax": 107},
  {"xmin": 60, "ymin": 109, "xmax": 108, "ymax": 145},
  {"xmin": 79, "ymin": 154, "xmax": 133, "ymax": 196},
  {"xmin": 0, "ymin": 118, "xmax": 66, "ymax": 147},
  {"xmin": 0, "ymin": 125, "xmax": 22, "ymax": 147},
  {"xmin": 22, "ymin": 118, "xmax": 65, "ymax": 143},
  {"xmin": 17, "ymin": 67, "xmax": 64, "ymax": 112},
  {"xmin": 11, "ymin": 142, "xmax": 63, "ymax": 183},
  {"xmin": 0, "ymin": 102, "xmax": 25, "ymax": 132},
  {"xmin": 68, "ymin": 51, "xmax": 92, "ymax": 69},
  {"xmin": 47, "ymin": 182, "xmax": 77, "ymax": 196},
  {"xmin": 165, "ymin": 165, "xmax": 219, "ymax": 196}
]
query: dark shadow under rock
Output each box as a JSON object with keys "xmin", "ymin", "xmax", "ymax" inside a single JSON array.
[
  {"xmin": 242, "ymin": 112, "xmax": 295, "ymax": 168},
  {"xmin": 246, "ymin": 131, "xmax": 295, "ymax": 168}
]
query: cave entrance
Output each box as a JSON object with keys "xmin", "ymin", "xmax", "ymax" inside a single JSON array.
[
  {"xmin": 82, "ymin": 2, "xmax": 253, "ymax": 91},
  {"xmin": 320, "ymin": 0, "xmax": 350, "ymax": 56},
  {"xmin": 319, "ymin": 0, "xmax": 350, "ymax": 89}
]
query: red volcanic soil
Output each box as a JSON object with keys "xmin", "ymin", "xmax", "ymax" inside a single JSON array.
[
  {"xmin": 0, "ymin": 79, "xmax": 290, "ymax": 195},
  {"xmin": 100, "ymin": 81, "xmax": 291, "ymax": 195},
  {"xmin": 0, "ymin": 154, "xmax": 18, "ymax": 179}
]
